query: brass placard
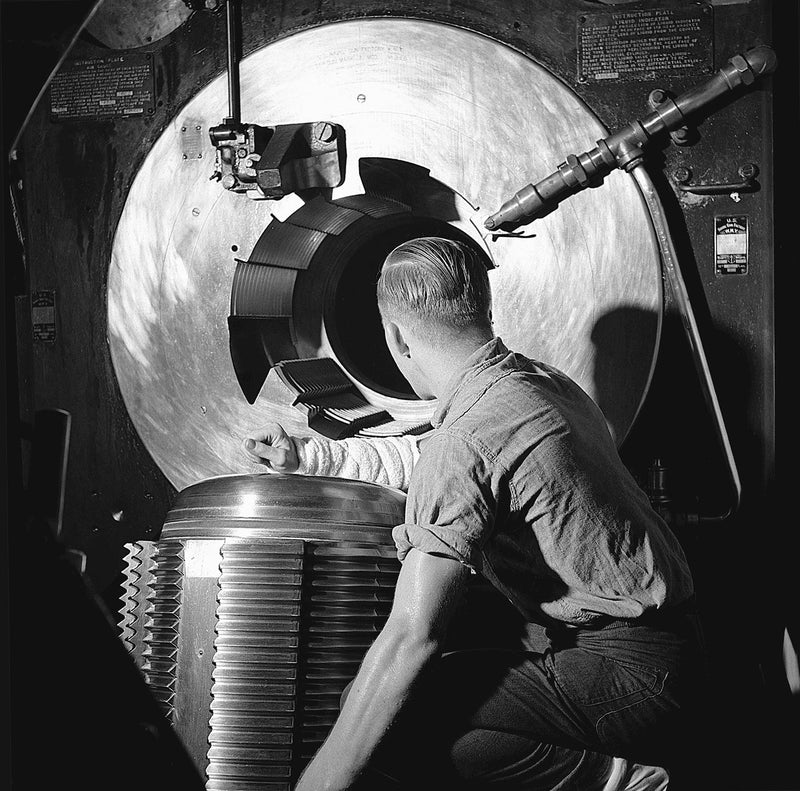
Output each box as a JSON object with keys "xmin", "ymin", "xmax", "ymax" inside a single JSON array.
[
  {"xmin": 48, "ymin": 53, "xmax": 155, "ymax": 121},
  {"xmin": 715, "ymin": 215, "xmax": 749, "ymax": 275},
  {"xmin": 577, "ymin": 5, "xmax": 714, "ymax": 83}
]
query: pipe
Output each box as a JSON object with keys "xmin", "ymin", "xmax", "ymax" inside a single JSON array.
[
  {"xmin": 630, "ymin": 165, "xmax": 742, "ymax": 523},
  {"xmin": 484, "ymin": 46, "xmax": 777, "ymax": 231}
]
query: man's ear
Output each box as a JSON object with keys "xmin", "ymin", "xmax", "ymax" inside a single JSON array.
[{"xmin": 384, "ymin": 320, "xmax": 411, "ymax": 358}]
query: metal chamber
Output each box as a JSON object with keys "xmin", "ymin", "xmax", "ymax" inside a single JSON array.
[
  {"xmin": 106, "ymin": 15, "xmax": 663, "ymax": 491},
  {"xmin": 11, "ymin": 1, "xmax": 691, "ymax": 587},
  {"xmin": 120, "ymin": 473, "xmax": 406, "ymax": 788}
]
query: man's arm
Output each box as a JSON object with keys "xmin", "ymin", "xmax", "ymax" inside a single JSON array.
[
  {"xmin": 243, "ymin": 422, "xmax": 421, "ymax": 491},
  {"xmin": 294, "ymin": 548, "xmax": 471, "ymax": 791}
]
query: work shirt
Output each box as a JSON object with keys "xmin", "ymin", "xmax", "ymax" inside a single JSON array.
[{"xmin": 392, "ymin": 337, "xmax": 694, "ymax": 626}]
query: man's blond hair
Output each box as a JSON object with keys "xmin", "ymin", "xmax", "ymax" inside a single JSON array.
[{"xmin": 376, "ymin": 237, "xmax": 492, "ymax": 335}]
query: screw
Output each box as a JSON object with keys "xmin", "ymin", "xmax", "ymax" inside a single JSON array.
[
  {"xmin": 672, "ymin": 166, "xmax": 691, "ymax": 184},
  {"xmin": 671, "ymin": 127, "xmax": 691, "ymax": 145},
  {"xmin": 738, "ymin": 163, "xmax": 758, "ymax": 180},
  {"xmin": 313, "ymin": 122, "xmax": 335, "ymax": 142}
]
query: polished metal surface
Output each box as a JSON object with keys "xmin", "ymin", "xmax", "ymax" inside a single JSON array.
[
  {"xmin": 163, "ymin": 472, "xmax": 408, "ymax": 541},
  {"xmin": 108, "ymin": 18, "xmax": 662, "ymax": 490},
  {"xmin": 120, "ymin": 474, "xmax": 405, "ymax": 786}
]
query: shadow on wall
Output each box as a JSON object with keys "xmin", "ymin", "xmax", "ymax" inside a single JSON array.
[
  {"xmin": 592, "ymin": 305, "xmax": 799, "ymax": 791},
  {"xmin": 589, "ymin": 306, "xmax": 661, "ymax": 447}
]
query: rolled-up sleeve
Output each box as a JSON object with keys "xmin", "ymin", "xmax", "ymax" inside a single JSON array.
[{"xmin": 392, "ymin": 431, "xmax": 498, "ymax": 572}]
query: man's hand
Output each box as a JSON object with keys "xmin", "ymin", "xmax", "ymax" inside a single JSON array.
[{"xmin": 243, "ymin": 423, "xmax": 300, "ymax": 473}]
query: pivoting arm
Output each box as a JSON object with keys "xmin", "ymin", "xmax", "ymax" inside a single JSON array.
[
  {"xmin": 207, "ymin": 0, "xmax": 346, "ymax": 198},
  {"xmin": 484, "ymin": 46, "xmax": 777, "ymax": 231}
]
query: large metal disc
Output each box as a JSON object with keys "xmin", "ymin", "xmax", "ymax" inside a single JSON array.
[{"xmin": 108, "ymin": 18, "xmax": 662, "ymax": 490}]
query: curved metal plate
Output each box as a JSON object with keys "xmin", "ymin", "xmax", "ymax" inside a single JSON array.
[
  {"xmin": 108, "ymin": 18, "xmax": 662, "ymax": 490},
  {"xmin": 84, "ymin": 0, "xmax": 193, "ymax": 50},
  {"xmin": 164, "ymin": 473, "xmax": 407, "ymax": 532}
]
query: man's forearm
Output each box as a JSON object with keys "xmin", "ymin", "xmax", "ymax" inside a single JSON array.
[
  {"xmin": 294, "ymin": 624, "xmax": 440, "ymax": 791},
  {"xmin": 293, "ymin": 434, "xmax": 421, "ymax": 492}
]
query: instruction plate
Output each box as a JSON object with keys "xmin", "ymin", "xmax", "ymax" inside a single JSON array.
[{"xmin": 715, "ymin": 215, "xmax": 749, "ymax": 275}]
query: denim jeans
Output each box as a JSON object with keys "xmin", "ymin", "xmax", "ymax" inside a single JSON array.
[{"xmin": 353, "ymin": 604, "xmax": 706, "ymax": 790}]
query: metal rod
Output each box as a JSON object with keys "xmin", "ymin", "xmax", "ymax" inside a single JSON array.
[
  {"xmin": 630, "ymin": 165, "xmax": 742, "ymax": 523},
  {"xmin": 225, "ymin": 0, "xmax": 241, "ymax": 123}
]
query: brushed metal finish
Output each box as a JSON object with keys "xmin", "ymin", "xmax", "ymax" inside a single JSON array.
[{"xmin": 108, "ymin": 18, "xmax": 662, "ymax": 490}]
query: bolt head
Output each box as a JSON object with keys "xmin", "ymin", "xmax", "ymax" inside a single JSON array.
[
  {"xmin": 313, "ymin": 122, "xmax": 336, "ymax": 143},
  {"xmin": 738, "ymin": 163, "xmax": 758, "ymax": 180},
  {"xmin": 672, "ymin": 167, "xmax": 691, "ymax": 184}
]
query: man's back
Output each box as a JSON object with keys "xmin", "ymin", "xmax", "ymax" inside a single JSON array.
[{"xmin": 398, "ymin": 337, "xmax": 694, "ymax": 626}]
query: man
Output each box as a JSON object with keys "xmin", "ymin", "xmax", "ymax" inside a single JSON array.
[{"xmin": 244, "ymin": 237, "xmax": 703, "ymax": 790}]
